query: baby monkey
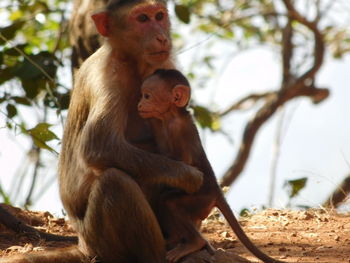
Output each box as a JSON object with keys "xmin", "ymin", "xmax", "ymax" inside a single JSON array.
[{"xmin": 138, "ymin": 69, "xmax": 284, "ymax": 263}]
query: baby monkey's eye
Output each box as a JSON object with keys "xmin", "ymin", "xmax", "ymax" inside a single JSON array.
[{"xmin": 143, "ymin": 93, "xmax": 151, "ymax": 99}]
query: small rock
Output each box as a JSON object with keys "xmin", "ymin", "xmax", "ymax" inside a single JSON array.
[
  {"xmin": 220, "ymin": 231, "xmax": 231, "ymax": 238},
  {"xmin": 279, "ymin": 247, "xmax": 287, "ymax": 252},
  {"xmin": 6, "ymin": 246, "xmax": 22, "ymax": 252},
  {"xmin": 302, "ymin": 211, "xmax": 314, "ymax": 220},
  {"xmin": 51, "ymin": 218, "xmax": 66, "ymax": 225}
]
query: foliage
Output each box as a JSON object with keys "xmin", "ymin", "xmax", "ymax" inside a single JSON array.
[
  {"xmin": 0, "ymin": 0, "xmax": 70, "ymax": 205},
  {"xmin": 0, "ymin": 0, "xmax": 70, "ymax": 144},
  {"xmin": 285, "ymin": 177, "xmax": 308, "ymax": 199},
  {"xmin": 25, "ymin": 123, "xmax": 59, "ymax": 153},
  {"xmin": 284, "ymin": 177, "xmax": 308, "ymax": 208}
]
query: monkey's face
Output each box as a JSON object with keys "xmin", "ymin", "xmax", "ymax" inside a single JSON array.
[
  {"xmin": 122, "ymin": 2, "xmax": 172, "ymax": 64},
  {"xmin": 138, "ymin": 76, "xmax": 172, "ymax": 119},
  {"xmin": 92, "ymin": 1, "xmax": 172, "ymax": 65}
]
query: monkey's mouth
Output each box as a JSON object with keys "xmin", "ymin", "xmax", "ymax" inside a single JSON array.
[
  {"xmin": 149, "ymin": 51, "xmax": 169, "ymax": 59},
  {"xmin": 138, "ymin": 111, "xmax": 153, "ymax": 119}
]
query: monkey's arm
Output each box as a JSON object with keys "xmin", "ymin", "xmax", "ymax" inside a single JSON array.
[{"xmin": 79, "ymin": 100, "xmax": 202, "ymax": 193}]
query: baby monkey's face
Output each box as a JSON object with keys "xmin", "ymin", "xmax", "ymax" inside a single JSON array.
[{"xmin": 138, "ymin": 76, "xmax": 173, "ymax": 119}]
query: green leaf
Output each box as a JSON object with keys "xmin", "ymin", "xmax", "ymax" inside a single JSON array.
[
  {"xmin": 14, "ymin": 51, "xmax": 57, "ymax": 80},
  {"xmin": 20, "ymin": 78, "xmax": 46, "ymax": 99},
  {"xmin": 0, "ymin": 67, "xmax": 13, "ymax": 85},
  {"xmin": 9, "ymin": 10, "xmax": 24, "ymax": 21},
  {"xmin": 223, "ymin": 30, "xmax": 234, "ymax": 39},
  {"xmin": 28, "ymin": 1, "xmax": 49, "ymax": 13},
  {"xmin": 27, "ymin": 123, "xmax": 58, "ymax": 142},
  {"xmin": 0, "ymin": 21, "xmax": 25, "ymax": 44},
  {"xmin": 240, "ymin": 208, "xmax": 251, "ymax": 217},
  {"xmin": 14, "ymin": 59, "xmax": 43, "ymax": 80},
  {"xmin": 285, "ymin": 177, "xmax": 308, "ymax": 198},
  {"xmin": 198, "ymin": 23, "xmax": 215, "ymax": 33},
  {"xmin": 0, "ymin": 184, "xmax": 11, "ymax": 205},
  {"xmin": 175, "ymin": 5, "xmax": 191, "ymax": 24},
  {"xmin": 4, "ymin": 44, "xmax": 27, "ymax": 56},
  {"xmin": 193, "ymin": 105, "xmax": 220, "ymax": 131},
  {"xmin": 26, "ymin": 123, "xmax": 59, "ymax": 153},
  {"xmin": 193, "ymin": 105, "xmax": 212, "ymax": 128},
  {"xmin": 11, "ymin": 96, "xmax": 31, "ymax": 106},
  {"xmin": 6, "ymin": 104, "xmax": 17, "ymax": 118},
  {"xmin": 204, "ymin": 56, "xmax": 214, "ymax": 69},
  {"xmin": 57, "ymin": 91, "xmax": 70, "ymax": 110}
]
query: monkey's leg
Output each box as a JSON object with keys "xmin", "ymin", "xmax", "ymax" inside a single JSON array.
[
  {"xmin": 79, "ymin": 168, "xmax": 165, "ymax": 263},
  {"xmin": 179, "ymin": 249, "xmax": 215, "ymax": 263},
  {"xmin": 163, "ymin": 198, "xmax": 212, "ymax": 263},
  {"xmin": 166, "ymin": 222, "xmax": 209, "ymax": 263}
]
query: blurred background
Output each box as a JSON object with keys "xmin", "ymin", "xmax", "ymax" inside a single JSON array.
[{"xmin": 0, "ymin": 0, "xmax": 350, "ymax": 217}]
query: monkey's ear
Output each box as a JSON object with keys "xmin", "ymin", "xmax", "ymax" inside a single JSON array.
[
  {"xmin": 172, "ymin": 85, "xmax": 190, "ymax": 108},
  {"xmin": 91, "ymin": 11, "xmax": 109, "ymax": 37}
]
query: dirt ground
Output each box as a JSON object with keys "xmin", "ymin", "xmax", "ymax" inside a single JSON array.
[{"xmin": 0, "ymin": 204, "xmax": 349, "ymax": 262}]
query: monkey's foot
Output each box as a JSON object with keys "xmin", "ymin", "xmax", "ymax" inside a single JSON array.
[
  {"xmin": 167, "ymin": 238, "xmax": 207, "ymax": 263},
  {"xmin": 178, "ymin": 248, "xmax": 215, "ymax": 263}
]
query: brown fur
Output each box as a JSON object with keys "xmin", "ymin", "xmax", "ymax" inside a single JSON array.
[
  {"xmin": 1, "ymin": 1, "xmax": 203, "ymax": 263},
  {"xmin": 138, "ymin": 69, "xmax": 285, "ymax": 263},
  {"xmin": 59, "ymin": 1, "xmax": 203, "ymax": 262}
]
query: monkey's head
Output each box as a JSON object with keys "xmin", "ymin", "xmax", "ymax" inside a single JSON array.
[
  {"xmin": 138, "ymin": 69, "xmax": 191, "ymax": 120},
  {"xmin": 92, "ymin": 0, "xmax": 172, "ymax": 65}
]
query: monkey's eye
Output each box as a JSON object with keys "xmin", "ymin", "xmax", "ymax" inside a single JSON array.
[
  {"xmin": 143, "ymin": 93, "xmax": 151, "ymax": 99},
  {"xmin": 137, "ymin": 14, "xmax": 149, "ymax": 23},
  {"xmin": 155, "ymin": 12, "xmax": 164, "ymax": 21}
]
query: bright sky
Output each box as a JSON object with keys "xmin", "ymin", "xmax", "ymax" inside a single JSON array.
[{"xmin": 195, "ymin": 49, "xmax": 350, "ymax": 213}]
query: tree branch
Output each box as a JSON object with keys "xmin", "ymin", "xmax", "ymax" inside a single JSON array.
[
  {"xmin": 220, "ymin": 1, "xmax": 329, "ymax": 187},
  {"xmin": 220, "ymin": 92, "xmax": 276, "ymax": 117},
  {"xmin": 0, "ymin": 205, "xmax": 77, "ymax": 242},
  {"xmin": 323, "ymin": 175, "xmax": 350, "ymax": 208},
  {"xmin": 282, "ymin": 0, "xmax": 325, "ymax": 84}
]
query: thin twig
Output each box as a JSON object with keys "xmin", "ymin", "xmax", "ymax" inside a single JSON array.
[
  {"xmin": 24, "ymin": 147, "xmax": 41, "ymax": 208},
  {"xmin": 220, "ymin": 92, "xmax": 276, "ymax": 117},
  {"xmin": 268, "ymin": 107, "xmax": 285, "ymax": 207}
]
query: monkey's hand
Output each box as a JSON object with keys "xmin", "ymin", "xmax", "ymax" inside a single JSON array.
[{"xmin": 171, "ymin": 165, "xmax": 203, "ymax": 194}]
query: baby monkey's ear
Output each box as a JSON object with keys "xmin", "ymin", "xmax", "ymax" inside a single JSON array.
[{"xmin": 172, "ymin": 85, "xmax": 190, "ymax": 108}]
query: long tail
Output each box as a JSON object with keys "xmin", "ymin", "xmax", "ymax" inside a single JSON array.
[
  {"xmin": 216, "ymin": 194, "xmax": 286, "ymax": 263},
  {"xmin": 0, "ymin": 246, "xmax": 88, "ymax": 263}
]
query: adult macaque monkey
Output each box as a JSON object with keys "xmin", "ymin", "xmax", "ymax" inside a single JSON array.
[
  {"xmin": 60, "ymin": 0, "xmax": 205, "ymax": 262},
  {"xmin": 138, "ymin": 69, "xmax": 285, "ymax": 263},
  {"xmin": 1, "ymin": 1, "xmax": 203, "ymax": 263}
]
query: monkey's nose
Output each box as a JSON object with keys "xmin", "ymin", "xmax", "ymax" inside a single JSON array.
[{"xmin": 157, "ymin": 35, "xmax": 168, "ymax": 45}]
